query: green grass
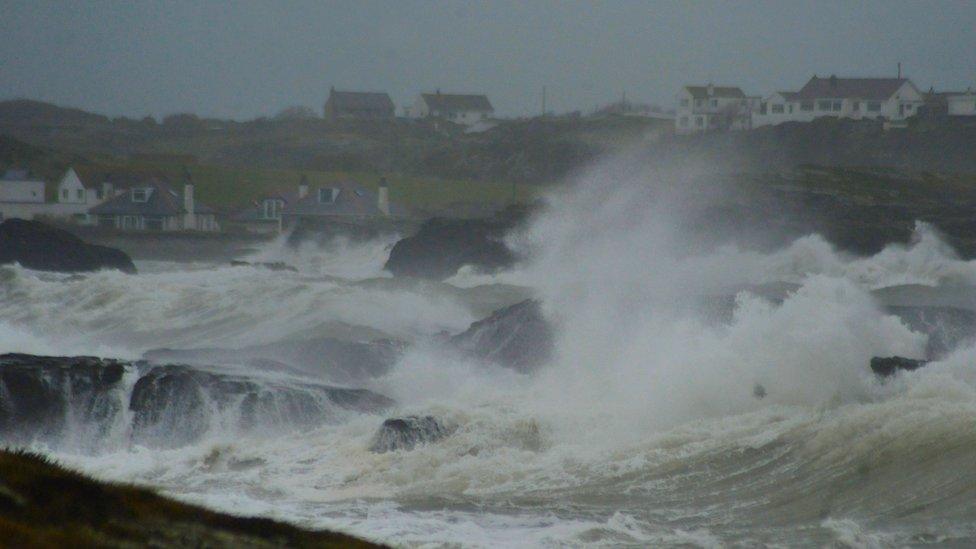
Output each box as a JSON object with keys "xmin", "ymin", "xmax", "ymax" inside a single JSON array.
[{"xmin": 78, "ymin": 160, "xmax": 540, "ymax": 213}]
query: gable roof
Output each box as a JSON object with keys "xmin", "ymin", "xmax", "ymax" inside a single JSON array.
[
  {"xmin": 1, "ymin": 169, "xmax": 39, "ymax": 182},
  {"xmin": 282, "ymin": 180, "xmax": 408, "ymax": 218},
  {"xmin": 420, "ymin": 93, "xmax": 494, "ymax": 112},
  {"xmin": 328, "ymin": 90, "xmax": 395, "ymax": 111},
  {"xmin": 89, "ymin": 179, "xmax": 215, "ymax": 216},
  {"xmin": 796, "ymin": 76, "xmax": 912, "ymax": 101},
  {"xmin": 684, "ymin": 86, "xmax": 746, "ymax": 99}
]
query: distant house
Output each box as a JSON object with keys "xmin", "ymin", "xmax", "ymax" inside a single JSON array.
[
  {"xmin": 408, "ymin": 91, "xmax": 494, "ymax": 126},
  {"xmin": 947, "ymin": 89, "xmax": 976, "ymax": 116},
  {"xmin": 754, "ymin": 75, "xmax": 925, "ymax": 128},
  {"xmin": 323, "ymin": 87, "xmax": 395, "ymax": 121},
  {"xmin": 0, "ymin": 169, "xmax": 46, "ymax": 221},
  {"xmin": 231, "ymin": 175, "xmax": 306, "ymax": 234},
  {"xmin": 675, "ymin": 85, "xmax": 757, "ymax": 134},
  {"xmin": 89, "ymin": 176, "xmax": 218, "ymax": 231},
  {"xmin": 280, "ymin": 178, "xmax": 406, "ymax": 227}
]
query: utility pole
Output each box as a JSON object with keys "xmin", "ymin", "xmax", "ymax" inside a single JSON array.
[
  {"xmin": 897, "ymin": 62, "xmax": 902, "ymax": 79},
  {"xmin": 541, "ymin": 85, "xmax": 547, "ymax": 117}
]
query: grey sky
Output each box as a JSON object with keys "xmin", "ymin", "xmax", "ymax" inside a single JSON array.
[{"xmin": 2, "ymin": 0, "xmax": 974, "ymax": 120}]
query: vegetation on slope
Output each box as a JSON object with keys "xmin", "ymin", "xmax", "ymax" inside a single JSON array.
[{"xmin": 0, "ymin": 449, "xmax": 384, "ymax": 548}]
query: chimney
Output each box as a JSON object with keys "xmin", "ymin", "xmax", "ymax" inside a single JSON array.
[
  {"xmin": 298, "ymin": 174, "xmax": 309, "ymax": 199},
  {"xmin": 377, "ymin": 177, "xmax": 390, "ymax": 216},
  {"xmin": 829, "ymin": 74, "xmax": 837, "ymax": 88},
  {"xmin": 183, "ymin": 183, "xmax": 196, "ymax": 230}
]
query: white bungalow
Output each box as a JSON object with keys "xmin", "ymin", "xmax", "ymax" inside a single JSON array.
[
  {"xmin": 946, "ymin": 89, "xmax": 976, "ymax": 116},
  {"xmin": 675, "ymin": 85, "xmax": 757, "ymax": 134},
  {"xmin": 407, "ymin": 91, "xmax": 494, "ymax": 126}
]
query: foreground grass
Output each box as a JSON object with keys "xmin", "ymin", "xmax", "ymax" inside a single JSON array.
[
  {"xmin": 77, "ymin": 161, "xmax": 539, "ymax": 213},
  {"xmin": 0, "ymin": 449, "xmax": 385, "ymax": 548}
]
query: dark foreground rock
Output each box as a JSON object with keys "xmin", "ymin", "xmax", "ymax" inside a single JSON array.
[
  {"xmin": 369, "ymin": 416, "xmax": 455, "ymax": 453},
  {"xmin": 0, "ymin": 354, "xmax": 394, "ymax": 449},
  {"xmin": 870, "ymin": 356, "xmax": 929, "ymax": 377},
  {"xmin": 0, "ymin": 219, "xmax": 136, "ymax": 273},
  {"xmin": 451, "ymin": 299, "xmax": 554, "ymax": 372},
  {"xmin": 0, "ymin": 450, "xmax": 384, "ymax": 548},
  {"xmin": 144, "ymin": 337, "xmax": 404, "ymax": 384},
  {"xmin": 384, "ymin": 206, "xmax": 530, "ymax": 279}
]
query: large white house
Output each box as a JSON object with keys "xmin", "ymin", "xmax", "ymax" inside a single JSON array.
[
  {"xmin": 675, "ymin": 85, "xmax": 758, "ymax": 134},
  {"xmin": 0, "ymin": 169, "xmax": 46, "ymax": 221},
  {"xmin": 947, "ymin": 89, "xmax": 976, "ymax": 116},
  {"xmin": 407, "ymin": 91, "xmax": 494, "ymax": 126},
  {"xmin": 753, "ymin": 76, "xmax": 925, "ymax": 128}
]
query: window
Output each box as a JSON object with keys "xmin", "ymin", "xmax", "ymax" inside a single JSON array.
[
  {"xmin": 905, "ymin": 104, "xmax": 913, "ymax": 111},
  {"xmin": 772, "ymin": 104, "xmax": 785, "ymax": 114},
  {"xmin": 832, "ymin": 101, "xmax": 842, "ymax": 111},
  {"xmin": 131, "ymin": 188, "xmax": 149, "ymax": 202},
  {"xmin": 788, "ymin": 104, "xmax": 794, "ymax": 113},
  {"xmin": 710, "ymin": 99, "xmax": 718, "ymax": 107},
  {"xmin": 263, "ymin": 199, "xmax": 282, "ymax": 219},
  {"xmin": 76, "ymin": 189, "xmax": 84, "ymax": 200},
  {"xmin": 695, "ymin": 116, "xmax": 704, "ymax": 127},
  {"xmin": 867, "ymin": 101, "xmax": 881, "ymax": 112},
  {"xmin": 801, "ymin": 101, "xmax": 814, "ymax": 112},
  {"xmin": 318, "ymin": 188, "xmax": 336, "ymax": 203},
  {"xmin": 694, "ymin": 99, "xmax": 702, "ymax": 108},
  {"xmin": 818, "ymin": 100, "xmax": 832, "ymax": 111},
  {"xmin": 680, "ymin": 99, "xmax": 689, "ymax": 107},
  {"xmin": 853, "ymin": 101, "xmax": 860, "ymax": 111},
  {"xmin": 61, "ymin": 189, "xmax": 68, "ymax": 200},
  {"xmin": 96, "ymin": 190, "xmax": 103, "ymax": 200},
  {"xmin": 679, "ymin": 116, "xmax": 688, "ymax": 127},
  {"xmin": 760, "ymin": 104, "xmax": 768, "ymax": 115}
]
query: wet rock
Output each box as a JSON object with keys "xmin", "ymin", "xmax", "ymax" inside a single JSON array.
[
  {"xmin": 870, "ymin": 356, "xmax": 929, "ymax": 377},
  {"xmin": 384, "ymin": 207, "xmax": 529, "ymax": 280},
  {"xmin": 0, "ymin": 354, "xmax": 127, "ymax": 445},
  {"xmin": 0, "ymin": 219, "xmax": 136, "ymax": 273},
  {"xmin": 369, "ymin": 416, "xmax": 455, "ymax": 453},
  {"xmin": 451, "ymin": 299, "xmax": 554, "ymax": 372},
  {"xmin": 229, "ymin": 260, "xmax": 298, "ymax": 272},
  {"xmin": 143, "ymin": 337, "xmax": 404, "ymax": 384},
  {"xmin": 130, "ymin": 364, "xmax": 395, "ymax": 448}
]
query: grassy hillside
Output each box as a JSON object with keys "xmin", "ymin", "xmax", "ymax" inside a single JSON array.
[{"xmin": 0, "ymin": 449, "xmax": 384, "ymax": 548}]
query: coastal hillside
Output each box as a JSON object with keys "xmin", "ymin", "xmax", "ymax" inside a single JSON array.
[{"xmin": 0, "ymin": 450, "xmax": 384, "ymax": 548}]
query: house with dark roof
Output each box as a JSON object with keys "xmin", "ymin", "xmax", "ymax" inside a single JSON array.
[
  {"xmin": 323, "ymin": 87, "xmax": 395, "ymax": 120},
  {"xmin": 408, "ymin": 91, "xmax": 494, "ymax": 126},
  {"xmin": 753, "ymin": 75, "xmax": 925, "ymax": 128},
  {"xmin": 89, "ymin": 175, "xmax": 218, "ymax": 232},
  {"xmin": 675, "ymin": 84, "xmax": 759, "ymax": 134},
  {"xmin": 231, "ymin": 176, "xmax": 306, "ymax": 234}
]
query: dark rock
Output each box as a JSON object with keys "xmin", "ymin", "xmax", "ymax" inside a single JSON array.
[
  {"xmin": 0, "ymin": 354, "xmax": 394, "ymax": 450},
  {"xmin": 0, "ymin": 219, "xmax": 136, "ymax": 273},
  {"xmin": 451, "ymin": 299, "xmax": 554, "ymax": 372},
  {"xmin": 129, "ymin": 364, "xmax": 395, "ymax": 448},
  {"xmin": 143, "ymin": 337, "xmax": 404, "ymax": 384},
  {"xmin": 384, "ymin": 206, "xmax": 529, "ymax": 280},
  {"xmin": 870, "ymin": 356, "xmax": 929, "ymax": 377},
  {"xmin": 0, "ymin": 354, "xmax": 127, "ymax": 446},
  {"xmin": 229, "ymin": 260, "xmax": 298, "ymax": 272},
  {"xmin": 368, "ymin": 416, "xmax": 455, "ymax": 453}
]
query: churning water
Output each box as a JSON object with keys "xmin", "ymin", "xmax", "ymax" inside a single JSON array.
[{"xmin": 3, "ymin": 163, "xmax": 976, "ymax": 547}]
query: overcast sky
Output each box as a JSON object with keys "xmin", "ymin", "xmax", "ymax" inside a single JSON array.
[{"xmin": 2, "ymin": 0, "xmax": 974, "ymax": 120}]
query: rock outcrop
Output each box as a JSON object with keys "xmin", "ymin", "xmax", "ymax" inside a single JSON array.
[
  {"xmin": 0, "ymin": 354, "xmax": 394, "ymax": 449},
  {"xmin": 870, "ymin": 356, "xmax": 929, "ymax": 377},
  {"xmin": 384, "ymin": 206, "xmax": 529, "ymax": 280},
  {"xmin": 0, "ymin": 219, "xmax": 136, "ymax": 273},
  {"xmin": 368, "ymin": 416, "xmax": 455, "ymax": 453},
  {"xmin": 451, "ymin": 299, "xmax": 554, "ymax": 372}
]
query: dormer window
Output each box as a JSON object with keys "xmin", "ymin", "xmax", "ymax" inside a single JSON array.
[
  {"xmin": 318, "ymin": 188, "xmax": 338, "ymax": 204},
  {"xmin": 131, "ymin": 188, "xmax": 150, "ymax": 203}
]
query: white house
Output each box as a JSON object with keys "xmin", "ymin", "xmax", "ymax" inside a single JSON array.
[
  {"xmin": 947, "ymin": 90, "xmax": 976, "ymax": 116},
  {"xmin": 55, "ymin": 167, "xmax": 117, "ymax": 224},
  {"xmin": 675, "ymin": 85, "xmax": 757, "ymax": 134},
  {"xmin": 753, "ymin": 75, "xmax": 925, "ymax": 128},
  {"xmin": 0, "ymin": 169, "xmax": 46, "ymax": 221},
  {"xmin": 407, "ymin": 91, "xmax": 494, "ymax": 126}
]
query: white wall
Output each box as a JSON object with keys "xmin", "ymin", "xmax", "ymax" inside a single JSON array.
[{"xmin": 0, "ymin": 179, "xmax": 45, "ymax": 203}]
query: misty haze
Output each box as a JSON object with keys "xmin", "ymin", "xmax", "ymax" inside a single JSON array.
[{"xmin": 1, "ymin": 1, "xmax": 976, "ymax": 547}]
